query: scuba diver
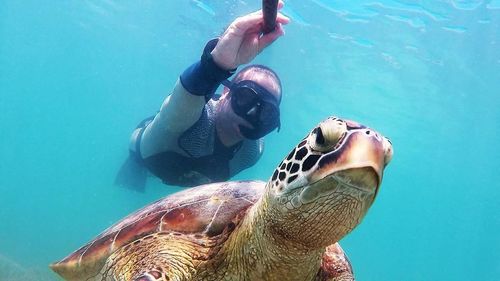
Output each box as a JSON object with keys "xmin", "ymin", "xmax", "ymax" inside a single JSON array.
[{"xmin": 115, "ymin": 3, "xmax": 290, "ymax": 190}]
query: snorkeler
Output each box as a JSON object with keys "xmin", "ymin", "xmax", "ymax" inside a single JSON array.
[{"xmin": 115, "ymin": 3, "xmax": 290, "ymax": 190}]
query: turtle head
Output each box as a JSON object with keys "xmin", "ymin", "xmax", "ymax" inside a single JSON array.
[{"xmin": 264, "ymin": 116, "xmax": 393, "ymax": 249}]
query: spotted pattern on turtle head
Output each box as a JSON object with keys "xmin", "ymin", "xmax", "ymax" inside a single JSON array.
[{"xmin": 269, "ymin": 117, "xmax": 379, "ymax": 192}]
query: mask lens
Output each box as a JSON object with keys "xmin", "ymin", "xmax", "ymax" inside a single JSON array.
[
  {"xmin": 259, "ymin": 103, "xmax": 280, "ymax": 133},
  {"xmin": 259, "ymin": 103, "xmax": 279, "ymax": 124},
  {"xmin": 232, "ymin": 87, "xmax": 257, "ymax": 115},
  {"xmin": 229, "ymin": 80, "xmax": 281, "ymax": 138}
]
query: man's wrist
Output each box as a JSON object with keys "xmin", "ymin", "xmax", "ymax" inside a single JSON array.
[
  {"xmin": 179, "ymin": 38, "xmax": 236, "ymax": 97},
  {"xmin": 211, "ymin": 48, "xmax": 234, "ymax": 71}
]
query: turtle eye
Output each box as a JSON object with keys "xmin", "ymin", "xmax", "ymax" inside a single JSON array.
[
  {"xmin": 315, "ymin": 127, "xmax": 325, "ymax": 145},
  {"xmin": 309, "ymin": 119, "xmax": 346, "ymax": 152}
]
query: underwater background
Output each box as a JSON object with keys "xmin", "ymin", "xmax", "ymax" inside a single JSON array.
[{"xmin": 0, "ymin": 0, "xmax": 499, "ymax": 280}]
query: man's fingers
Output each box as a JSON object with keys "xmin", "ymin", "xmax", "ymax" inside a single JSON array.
[
  {"xmin": 276, "ymin": 12, "xmax": 290, "ymax": 25},
  {"xmin": 231, "ymin": 12, "xmax": 264, "ymax": 33},
  {"xmin": 228, "ymin": 2, "xmax": 289, "ymax": 38},
  {"xmin": 258, "ymin": 23, "xmax": 285, "ymax": 50},
  {"xmin": 278, "ymin": 0, "xmax": 284, "ymax": 10},
  {"xmin": 236, "ymin": 11, "xmax": 289, "ymax": 35},
  {"xmin": 232, "ymin": 1, "xmax": 289, "ymax": 33}
]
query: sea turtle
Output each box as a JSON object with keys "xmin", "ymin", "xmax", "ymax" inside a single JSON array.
[{"xmin": 51, "ymin": 116, "xmax": 393, "ymax": 281}]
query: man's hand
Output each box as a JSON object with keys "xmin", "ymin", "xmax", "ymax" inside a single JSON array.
[{"xmin": 211, "ymin": 0, "xmax": 290, "ymax": 70}]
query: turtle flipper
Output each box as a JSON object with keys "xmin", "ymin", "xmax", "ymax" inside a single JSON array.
[
  {"xmin": 100, "ymin": 232, "xmax": 197, "ymax": 281},
  {"xmin": 314, "ymin": 243, "xmax": 355, "ymax": 281}
]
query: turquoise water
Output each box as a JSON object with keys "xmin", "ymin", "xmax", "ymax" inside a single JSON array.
[{"xmin": 0, "ymin": 0, "xmax": 499, "ymax": 280}]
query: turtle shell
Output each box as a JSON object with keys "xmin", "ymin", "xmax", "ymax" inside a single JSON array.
[{"xmin": 51, "ymin": 180, "xmax": 265, "ymax": 281}]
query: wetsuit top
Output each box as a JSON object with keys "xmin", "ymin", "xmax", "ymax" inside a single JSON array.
[
  {"xmin": 136, "ymin": 97, "xmax": 263, "ymax": 187},
  {"xmin": 131, "ymin": 80, "xmax": 264, "ymax": 187}
]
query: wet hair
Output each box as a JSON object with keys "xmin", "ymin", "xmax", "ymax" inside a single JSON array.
[{"xmin": 232, "ymin": 65, "xmax": 282, "ymax": 103}]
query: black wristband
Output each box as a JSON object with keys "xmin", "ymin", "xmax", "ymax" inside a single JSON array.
[{"xmin": 179, "ymin": 38, "xmax": 236, "ymax": 97}]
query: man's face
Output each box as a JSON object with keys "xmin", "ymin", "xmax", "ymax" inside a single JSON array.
[{"xmin": 223, "ymin": 72, "xmax": 281, "ymax": 140}]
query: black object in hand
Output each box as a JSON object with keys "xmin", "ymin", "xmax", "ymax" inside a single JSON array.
[{"xmin": 262, "ymin": 0, "xmax": 279, "ymax": 34}]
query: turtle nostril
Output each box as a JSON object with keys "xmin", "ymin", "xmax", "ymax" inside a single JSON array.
[{"xmin": 382, "ymin": 137, "xmax": 393, "ymax": 166}]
